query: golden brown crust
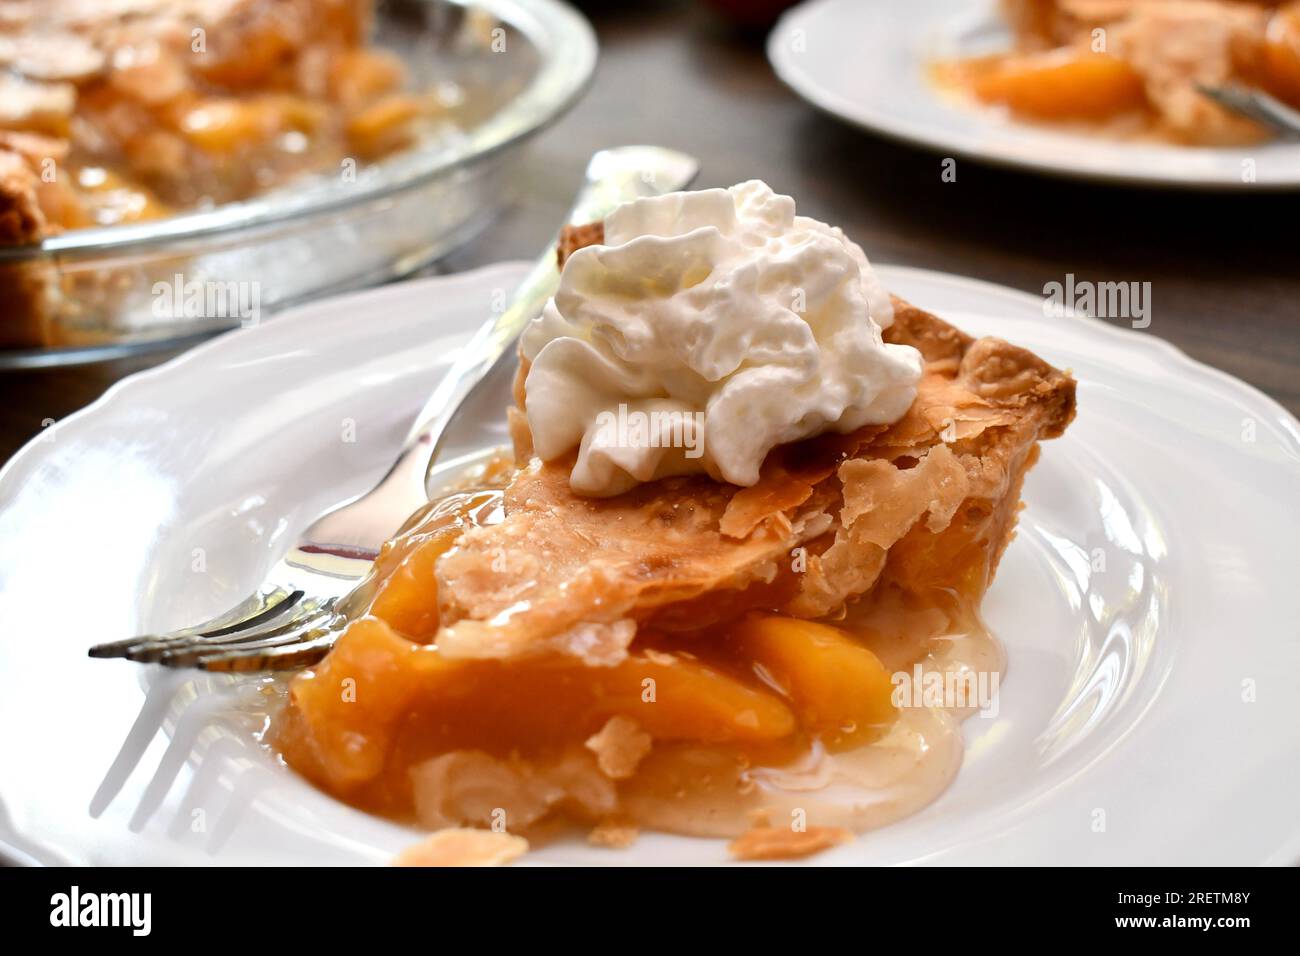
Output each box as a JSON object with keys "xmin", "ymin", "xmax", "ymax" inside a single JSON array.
[
  {"xmin": 434, "ymin": 283, "xmax": 1075, "ymax": 661},
  {"xmin": 0, "ymin": 149, "xmax": 45, "ymax": 246},
  {"xmin": 556, "ymin": 221, "xmax": 604, "ymax": 270},
  {"xmin": 885, "ymin": 294, "xmax": 974, "ymax": 362},
  {"xmin": 0, "ymin": 148, "xmax": 58, "ymax": 348},
  {"xmin": 886, "ymin": 295, "xmax": 1076, "ymax": 437},
  {"xmin": 433, "ymin": 458, "xmax": 796, "ymax": 662}
]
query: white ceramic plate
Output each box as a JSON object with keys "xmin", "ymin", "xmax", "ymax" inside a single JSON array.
[
  {"xmin": 768, "ymin": 0, "xmax": 1300, "ymax": 189},
  {"xmin": 1, "ymin": 262, "xmax": 1298, "ymax": 866}
]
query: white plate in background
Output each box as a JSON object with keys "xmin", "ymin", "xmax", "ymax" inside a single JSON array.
[{"xmin": 768, "ymin": 0, "xmax": 1300, "ymax": 189}]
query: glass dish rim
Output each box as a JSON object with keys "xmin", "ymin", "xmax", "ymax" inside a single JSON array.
[{"xmin": 0, "ymin": 0, "xmax": 597, "ymax": 265}]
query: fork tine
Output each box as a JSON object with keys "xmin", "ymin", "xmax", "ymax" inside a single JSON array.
[
  {"xmin": 88, "ymin": 588, "xmax": 305, "ymax": 659},
  {"xmin": 1252, "ymin": 93, "xmax": 1300, "ymax": 138},
  {"xmin": 187, "ymin": 590, "xmax": 309, "ymax": 638},
  {"xmin": 1197, "ymin": 83, "xmax": 1300, "ymax": 137},
  {"xmin": 155, "ymin": 612, "xmax": 336, "ymax": 668},
  {"xmin": 197, "ymin": 629, "xmax": 340, "ymax": 672},
  {"xmin": 121, "ymin": 597, "xmax": 331, "ymax": 664}
]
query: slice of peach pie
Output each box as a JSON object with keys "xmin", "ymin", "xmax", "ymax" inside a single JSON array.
[
  {"xmin": 275, "ymin": 182, "xmax": 1076, "ymax": 861},
  {"xmin": 0, "ymin": 0, "xmax": 449, "ymax": 348},
  {"xmin": 939, "ymin": 0, "xmax": 1300, "ymax": 145}
]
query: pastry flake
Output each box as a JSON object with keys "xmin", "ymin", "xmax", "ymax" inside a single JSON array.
[
  {"xmin": 727, "ymin": 825, "xmax": 855, "ymax": 862},
  {"xmin": 392, "ymin": 828, "xmax": 529, "ymax": 868}
]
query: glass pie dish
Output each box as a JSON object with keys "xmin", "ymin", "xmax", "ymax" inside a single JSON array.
[{"xmin": 0, "ymin": 0, "xmax": 596, "ymax": 367}]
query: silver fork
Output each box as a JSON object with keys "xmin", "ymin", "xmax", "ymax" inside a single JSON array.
[
  {"xmin": 88, "ymin": 146, "xmax": 700, "ymax": 672},
  {"xmin": 1197, "ymin": 83, "xmax": 1300, "ymax": 139}
]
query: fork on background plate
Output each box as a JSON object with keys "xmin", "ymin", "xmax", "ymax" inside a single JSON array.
[
  {"xmin": 1197, "ymin": 83, "xmax": 1300, "ymax": 138},
  {"xmin": 88, "ymin": 146, "xmax": 700, "ymax": 672}
]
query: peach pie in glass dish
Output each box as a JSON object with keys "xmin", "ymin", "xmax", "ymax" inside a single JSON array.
[
  {"xmin": 0, "ymin": 0, "xmax": 438, "ymax": 344},
  {"xmin": 0, "ymin": 0, "xmax": 595, "ymax": 355},
  {"xmin": 274, "ymin": 182, "xmax": 1077, "ymax": 862},
  {"xmin": 935, "ymin": 0, "xmax": 1300, "ymax": 145}
]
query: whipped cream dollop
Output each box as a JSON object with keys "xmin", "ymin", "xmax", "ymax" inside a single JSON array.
[{"xmin": 520, "ymin": 180, "xmax": 922, "ymax": 497}]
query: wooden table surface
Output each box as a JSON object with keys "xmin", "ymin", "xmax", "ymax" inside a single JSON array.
[{"xmin": 2, "ymin": 0, "xmax": 1297, "ymax": 465}]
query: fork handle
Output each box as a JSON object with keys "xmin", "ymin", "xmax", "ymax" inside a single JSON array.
[
  {"xmin": 297, "ymin": 147, "xmax": 698, "ymax": 557},
  {"xmin": 405, "ymin": 146, "xmax": 701, "ymax": 478}
]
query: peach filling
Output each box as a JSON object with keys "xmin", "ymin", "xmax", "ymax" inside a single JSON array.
[
  {"xmin": 1263, "ymin": 3, "xmax": 1300, "ymax": 107},
  {"xmin": 3, "ymin": 32, "xmax": 438, "ymax": 232},
  {"xmin": 274, "ymin": 484, "xmax": 982, "ymax": 835}
]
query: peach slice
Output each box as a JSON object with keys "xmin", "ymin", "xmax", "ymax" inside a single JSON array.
[
  {"xmin": 729, "ymin": 614, "xmax": 896, "ymax": 748},
  {"xmin": 1263, "ymin": 3, "xmax": 1300, "ymax": 108},
  {"xmin": 346, "ymin": 93, "xmax": 434, "ymax": 158},
  {"xmin": 71, "ymin": 166, "xmax": 170, "ymax": 226},
  {"xmin": 368, "ymin": 530, "xmax": 456, "ymax": 640},
  {"xmin": 366, "ymin": 489, "xmax": 501, "ymax": 640},
  {"xmin": 175, "ymin": 97, "xmax": 325, "ymax": 153},
  {"xmin": 968, "ymin": 49, "xmax": 1147, "ymax": 120},
  {"xmin": 330, "ymin": 49, "xmax": 406, "ymax": 110},
  {"xmin": 280, "ymin": 616, "xmax": 437, "ymax": 788},
  {"xmin": 278, "ymin": 616, "xmax": 798, "ymax": 797},
  {"xmin": 177, "ymin": 100, "xmax": 264, "ymax": 152},
  {"xmin": 600, "ymin": 653, "xmax": 797, "ymax": 744}
]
